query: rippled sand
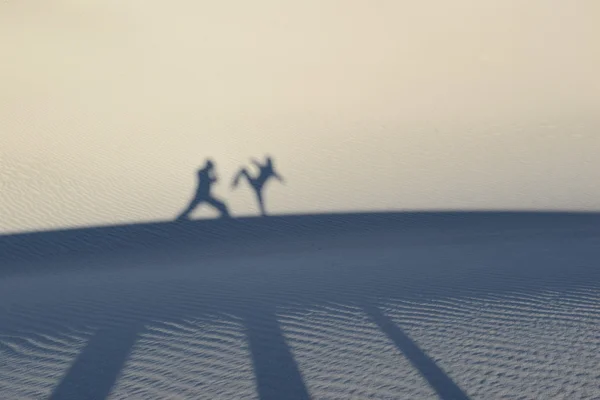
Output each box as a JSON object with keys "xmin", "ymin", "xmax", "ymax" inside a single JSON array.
[{"xmin": 1, "ymin": 212, "xmax": 599, "ymax": 399}]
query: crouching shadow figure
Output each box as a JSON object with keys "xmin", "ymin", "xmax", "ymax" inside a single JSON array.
[
  {"xmin": 177, "ymin": 159, "xmax": 230, "ymax": 220},
  {"xmin": 232, "ymin": 156, "xmax": 284, "ymax": 216}
]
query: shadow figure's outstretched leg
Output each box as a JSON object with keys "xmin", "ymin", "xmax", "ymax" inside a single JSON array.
[
  {"xmin": 273, "ymin": 172, "xmax": 284, "ymax": 184},
  {"xmin": 177, "ymin": 197, "xmax": 201, "ymax": 221},
  {"xmin": 206, "ymin": 197, "xmax": 231, "ymax": 218}
]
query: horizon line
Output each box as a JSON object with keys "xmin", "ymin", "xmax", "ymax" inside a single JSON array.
[{"xmin": 2, "ymin": 208, "xmax": 599, "ymax": 238}]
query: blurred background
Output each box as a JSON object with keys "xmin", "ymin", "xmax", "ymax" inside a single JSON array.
[{"xmin": 1, "ymin": 0, "xmax": 598, "ymax": 234}]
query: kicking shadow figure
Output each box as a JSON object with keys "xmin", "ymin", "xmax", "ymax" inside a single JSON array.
[
  {"xmin": 177, "ymin": 159, "xmax": 230, "ymax": 221},
  {"xmin": 232, "ymin": 156, "xmax": 284, "ymax": 216}
]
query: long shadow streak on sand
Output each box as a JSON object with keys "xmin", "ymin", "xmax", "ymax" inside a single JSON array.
[
  {"xmin": 365, "ymin": 305, "xmax": 470, "ymax": 400},
  {"xmin": 48, "ymin": 324, "xmax": 142, "ymax": 400},
  {"xmin": 245, "ymin": 310, "xmax": 311, "ymax": 400}
]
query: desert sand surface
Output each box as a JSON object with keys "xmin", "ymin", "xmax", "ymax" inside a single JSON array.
[
  {"xmin": 1, "ymin": 212, "xmax": 599, "ymax": 399},
  {"xmin": 2, "ymin": 1, "xmax": 600, "ymax": 398}
]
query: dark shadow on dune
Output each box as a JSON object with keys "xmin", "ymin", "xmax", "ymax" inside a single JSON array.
[
  {"xmin": 3, "ymin": 211, "xmax": 600, "ymax": 277},
  {"xmin": 49, "ymin": 324, "xmax": 142, "ymax": 400},
  {"xmin": 365, "ymin": 305, "xmax": 470, "ymax": 400},
  {"xmin": 245, "ymin": 309, "xmax": 311, "ymax": 400},
  {"xmin": 2, "ymin": 211, "xmax": 600, "ymax": 398}
]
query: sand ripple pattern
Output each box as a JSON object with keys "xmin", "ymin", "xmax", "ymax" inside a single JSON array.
[
  {"xmin": 109, "ymin": 317, "xmax": 257, "ymax": 399},
  {"xmin": 279, "ymin": 304, "xmax": 437, "ymax": 399},
  {"xmin": 0, "ymin": 327, "xmax": 93, "ymax": 399},
  {"xmin": 382, "ymin": 288, "xmax": 600, "ymax": 399},
  {"xmin": 1, "ymin": 214, "xmax": 600, "ymax": 399}
]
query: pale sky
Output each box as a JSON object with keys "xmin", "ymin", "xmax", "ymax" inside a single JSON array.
[{"xmin": 1, "ymin": 0, "xmax": 599, "ymax": 234}]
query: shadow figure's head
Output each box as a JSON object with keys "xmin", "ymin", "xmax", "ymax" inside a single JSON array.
[{"xmin": 204, "ymin": 159, "xmax": 215, "ymax": 170}]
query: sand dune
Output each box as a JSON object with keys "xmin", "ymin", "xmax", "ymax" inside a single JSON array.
[{"xmin": 1, "ymin": 212, "xmax": 599, "ymax": 399}]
